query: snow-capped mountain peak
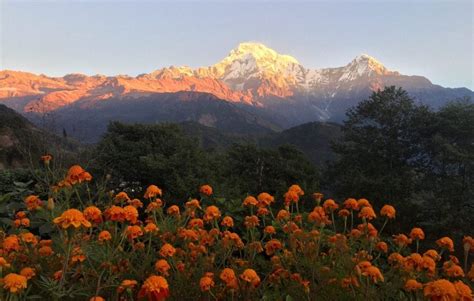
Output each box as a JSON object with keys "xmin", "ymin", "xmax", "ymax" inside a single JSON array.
[
  {"xmin": 210, "ymin": 42, "xmax": 301, "ymax": 81},
  {"xmin": 229, "ymin": 42, "xmax": 299, "ymax": 65},
  {"xmin": 339, "ymin": 54, "xmax": 392, "ymax": 81}
]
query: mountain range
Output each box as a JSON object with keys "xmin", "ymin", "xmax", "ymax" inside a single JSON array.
[{"xmin": 1, "ymin": 42, "xmax": 472, "ymax": 141}]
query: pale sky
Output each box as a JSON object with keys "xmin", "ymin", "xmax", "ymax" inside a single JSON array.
[{"xmin": 1, "ymin": 0, "xmax": 473, "ymax": 89}]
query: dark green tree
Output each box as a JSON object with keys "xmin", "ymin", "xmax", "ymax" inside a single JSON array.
[
  {"xmin": 93, "ymin": 122, "xmax": 215, "ymax": 200},
  {"xmin": 221, "ymin": 143, "xmax": 320, "ymax": 203},
  {"xmin": 414, "ymin": 98, "xmax": 474, "ymax": 237},
  {"xmin": 326, "ymin": 87, "xmax": 434, "ymax": 230},
  {"xmin": 328, "ymin": 87, "xmax": 432, "ymax": 200}
]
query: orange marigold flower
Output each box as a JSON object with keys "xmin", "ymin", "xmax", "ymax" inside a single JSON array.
[
  {"xmin": 144, "ymin": 185, "xmax": 162, "ymax": 199},
  {"xmin": 410, "ymin": 227, "xmax": 425, "ymax": 240},
  {"xmin": 376, "ymin": 242, "xmax": 388, "ymax": 253},
  {"xmin": 71, "ymin": 247, "xmax": 86, "ymax": 263},
  {"xmin": 200, "ymin": 275, "xmax": 215, "ymax": 291},
  {"xmin": 128, "ymin": 198, "xmax": 144, "ymax": 208},
  {"xmin": 167, "ymin": 205, "xmax": 180, "ymax": 217},
  {"xmin": 203, "ymin": 205, "xmax": 221, "ymax": 222},
  {"xmin": 14, "ymin": 217, "xmax": 30, "ymax": 228},
  {"xmin": 343, "ymin": 198, "xmax": 359, "ymax": 210},
  {"xmin": 24, "ymin": 195, "xmax": 42, "ymax": 211},
  {"xmin": 424, "ymin": 249, "xmax": 441, "ymax": 261},
  {"xmin": 468, "ymin": 264, "xmax": 474, "ymax": 281},
  {"xmin": 159, "ymin": 243, "xmax": 176, "ymax": 258},
  {"xmin": 283, "ymin": 190, "xmax": 299, "ymax": 207},
  {"xmin": 422, "ymin": 256, "xmax": 437, "ymax": 275},
  {"xmin": 436, "ymin": 237, "xmax": 455, "ymax": 252},
  {"xmin": 338, "ymin": 209, "xmax": 350, "ymax": 217},
  {"xmin": 240, "ymin": 269, "xmax": 260, "ymax": 287},
  {"xmin": 221, "ymin": 216, "xmax": 234, "ymax": 227},
  {"xmin": 53, "ymin": 209, "xmax": 91, "ymax": 229},
  {"xmin": 257, "ymin": 192, "xmax": 274, "ymax": 207},
  {"xmin": 138, "ymin": 275, "xmax": 169, "ymax": 301},
  {"xmin": 244, "ymin": 215, "xmax": 260, "ymax": 229},
  {"xmin": 39, "ymin": 245, "xmax": 54, "ymax": 256},
  {"xmin": 3, "ymin": 273, "xmax": 27, "ymax": 293},
  {"xmin": 308, "ymin": 206, "xmax": 331, "ymax": 226},
  {"xmin": 265, "ymin": 239, "xmax": 283, "ymax": 256},
  {"xmin": 393, "ymin": 234, "xmax": 412, "ymax": 247},
  {"xmin": 350, "ymin": 229, "xmax": 362, "ymax": 238},
  {"xmin": 114, "ymin": 191, "xmax": 130, "ymax": 203},
  {"xmin": 443, "ymin": 261, "xmax": 465, "ymax": 278},
  {"xmin": 380, "ymin": 205, "xmax": 396, "ymax": 219},
  {"xmin": 123, "ymin": 205, "xmax": 139, "ymax": 224},
  {"xmin": 243, "ymin": 196, "xmax": 258, "ymax": 207},
  {"xmin": 388, "ymin": 252, "xmax": 405, "ymax": 265},
  {"xmin": 104, "ymin": 205, "xmax": 126, "ymax": 222},
  {"xmin": 276, "ymin": 209, "xmax": 290, "ymax": 221},
  {"xmin": 83, "ymin": 206, "xmax": 102, "ymax": 224},
  {"xmin": 404, "ymin": 279, "xmax": 422, "ymax": 291},
  {"xmin": 20, "ymin": 232, "xmax": 38, "ymax": 245},
  {"xmin": 98, "ymin": 230, "xmax": 112, "ymax": 242},
  {"xmin": 264, "ymin": 226, "xmax": 276, "ymax": 235},
  {"xmin": 0, "ymin": 256, "xmax": 11, "ymax": 268},
  {"xmin": 53, "ymin": 270, "xmax": 62, "ymax": 281},
  {"xmin": 256, "ymin": 207, "xmax": 269, "ymax": 216},
  {"xmin": 199, "ymin": 185, "xmax": 213, "ymax": 197},
  {"xmin": 357, "ymin": 198, "xmax": 371, "ymax": 208},
  {"xmin": 288, "ymin": 184, "xmax": 304, "ymax": 196},
  {"xmin": 463, "ymin": 236, "xmax": 474, "ymax": 253},
  {"xmin": 358, "ymin": 206, "xmax": 376, "ymax": 220},
  {"xmin": 15, "ymin": 211, "xmax": 27, "ymax": 218},
  {"xmin": 220, "ymin": 268, "xmax": 238, "ymax": 289},
  {"xmin": 454, "ymin": 281, "xmax": 472, "ymax": 301},
  {"xmin": 188, "ymin": 218, "xmax": 204, "ymax": 229},
  {"xmin": 144, "ymin": 223, "xmax": 159, "ymax": 233},
  {"xmin": 66, "ymin": 165, "xmax": 92, "ymax": 184},
  {"xmin": 341, "ymin": 276, "xmax": 359, "ymax": 288},
  {"xmin": 117, "ymin": 279, "xmax": 138, "ymax": 294},
  {"xmin": 323, "ymin": 199, "xmax": 339, "ymax": 212},
  {"xmin": 185, "ymin": 199, "xmax": 201, "ymax": 210},
  {"xmin": 90, "ymin": 297, "xmax": 104, "ymax": 301},
  {"xmin": 424, "ymin": 279, "xmax": 457, "ymax": 301},
  {"xmin": 146, "ymin": 200, "xmax": 163, "ymax": 212},
  {"xmin": 355, "ymin": 261, "xmax": 372, "ymax": 274},
  {"xmin": 155, "ymin": 259, "xmax": 171, "ymax": 276},
  {"xmin": 125, "ymin": 225, "xmax": 143, "ymax": 240},
  {"xmin": 19, "ymin": 267, "xmax": 35, "ymax": 280},
  {"xmin": 362, "ymin": 266, "xmax": 384, "ymax": 283}
]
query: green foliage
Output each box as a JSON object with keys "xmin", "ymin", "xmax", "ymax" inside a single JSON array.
[
  {"xmin": 221, "ymin": 144, "xmax": 319, "ymax": 200},
  {"xmin": 413, "ymin": 98, "xmax": 474, "ymax": 237},
  {"xmin": 328, "ymin": 87, "xmax": 473, "ymax": 238},
  {"xmin": 93, "ymin": 122, "xmax": 214, "ymax": 200},
  {"xmin": 0, "ymin": 170, "xmax": 35, "ymax": 229},
  {"xmin": 93, "ymin": 122, "xmax": 320, "ymax": 202}
]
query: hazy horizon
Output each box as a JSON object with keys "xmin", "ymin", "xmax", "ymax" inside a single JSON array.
[{"xmin": 1, "ymin": 0, "xmax": 473, "ymax": 89}]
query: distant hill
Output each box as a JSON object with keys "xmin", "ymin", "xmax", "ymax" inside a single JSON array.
[
  {"xmin": 32, "ymin": 91, "xmax": 281, "ymax": 143},
  {"xmin": 178, "ymin": 121, "xmax": 256, "ymax": 151},
  {"xmin": 177, "ymin": 120, "xmax": 342, "ymax": 166},
  {"xmin": 259, "ymin": 122, "xmax": 342, "ymax": 165},
  {"xmin": 0, "ymin": 104, "xmax": 78, "ymax": 169},
  {"xmin": 0, "ymin": 104, "xmax": 46, "ymax": 168}
]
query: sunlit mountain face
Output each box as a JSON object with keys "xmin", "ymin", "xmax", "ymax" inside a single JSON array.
[{"xmin": 0, "ymin": 42, "xmax": 472, "ymax": 140}]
